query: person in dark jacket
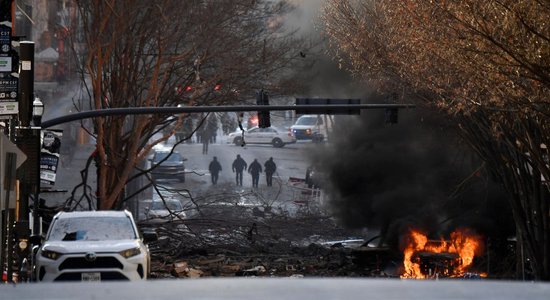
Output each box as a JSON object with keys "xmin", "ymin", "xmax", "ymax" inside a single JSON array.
[
  {"xmin": 200, "ymin": 129, "xmax": 210, "ymax": 154},
  {"xmin": 232, "ymin": 154, "xmax": 247, "ymax": 186},
  {"xmin": 248, "ymin": 158, "xmax": 262, "ymax": 188},
  {"xmin": 264, "ymin": 157, "xmax": 277, "ymax": 187},
  {"xmin": 208, "ymin": 156, "xmax": 222, "ymax": 184}
]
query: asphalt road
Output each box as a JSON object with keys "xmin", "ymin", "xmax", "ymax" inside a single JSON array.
[
  {"xmin": 47, "ymin": 133, "xmax": 318, "ymax": 204},
  {"xmin": 140, "ymin": 137, "xmax": 324, "ymax": 219},
  {"xmin": 175, "ymin": 138, "xmax": 313, "ymax": 188},
  {"xmin": 2, "ymin": 278, "xmax": 550, "ymax": 300}
]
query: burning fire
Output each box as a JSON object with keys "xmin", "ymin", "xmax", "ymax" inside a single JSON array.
[{"xmin": 401, "ymin": 228, "xmax": 484, "ymax": 279}]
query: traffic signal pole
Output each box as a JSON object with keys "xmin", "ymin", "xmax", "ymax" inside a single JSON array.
[{"xmin": 40, "ymin": 104, "xmax": 416, "ymax": 129}]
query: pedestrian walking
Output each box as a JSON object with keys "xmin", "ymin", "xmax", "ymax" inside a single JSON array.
[
  {"xmin": 206, "ymin": 114, "xmax": 219, "ymax": 143},
  {"xmin": 200, "ymin": 130, "xmax": 210, "ymax": 154},
  {"xmin": 208, "ymin": 156, "xmax": 222, "ymax": 185},
  {"xmin": 264, "ymin": 157, "xmax": 277, "ymax": 187},
  {"xmin": 248, "ymin": 158, "xmax": 262, "ymax": 188},
  {"xmin": 232, "ymin": 154, "xmax": 247, "ymax": 186}
]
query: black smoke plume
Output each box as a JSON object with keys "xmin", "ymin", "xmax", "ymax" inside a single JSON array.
[
  {"xmin": 309, "ymin": 100, "xmax": 513, "ymax": 248},
  {"xmin": 283, "ymin": 0, "xmax": 513, "ymax": 248}
]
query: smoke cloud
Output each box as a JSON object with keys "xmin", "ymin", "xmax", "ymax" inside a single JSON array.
[
  {"xmin": 309, "ymin": 101, "xmax": 513, "ymax": 247},
  {"xmin": 284, "ymin": 0, "xmax": 514, "ymax": 247}
]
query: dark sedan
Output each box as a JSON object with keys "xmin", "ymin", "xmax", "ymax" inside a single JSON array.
[{"xmin": 150, "ymin": 150, "xmax": 187, "ymax": 182}]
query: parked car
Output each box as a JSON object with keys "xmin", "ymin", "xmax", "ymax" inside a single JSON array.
[
  {"xmin": 144, "ymin": 199, "xmax": 187, "ymax": 222},
  {"xmin": 150, "ymin": 150, "xmax": 187, "ymax": 182},
  {"xmin": 227, "ymin": 126, "xmax": 296, "ymax": 148},
  {"xmin": 35, "ymin": 210, "xmax": 156, "ymax": 282},
  {"xmin": 290, "ymin": 115, "xmax": 329, "ymax": 142}
]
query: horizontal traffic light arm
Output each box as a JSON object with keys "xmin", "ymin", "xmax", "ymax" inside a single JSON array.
[{"xmin": 41, "ymin": 104, "xmax": 415, "ymax": 128}]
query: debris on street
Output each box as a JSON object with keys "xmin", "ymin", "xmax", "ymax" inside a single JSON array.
[{"xmin": 142, "ymin": 189, "xmax": 399, "ymax": 279}]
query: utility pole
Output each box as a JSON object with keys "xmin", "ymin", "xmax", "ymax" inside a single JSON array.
[
  {"xmin": 15, "ymin": 41, "xmax": 36, "ymax": 227},
  {"xmin": 15, "ymin": 41, "xmax": 35, "ymax": 220},
  {"xmin": 14, "ymin": 42, "xmax": 41, "ymax": 284},
  {"xmin": 0, "ymin": 0, "xmax": 17, "ymax": 283}
]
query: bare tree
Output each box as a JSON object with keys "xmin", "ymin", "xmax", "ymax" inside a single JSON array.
[
  {"xmin": 68, "ymin": 0, "xmax": 309, "ymax": 210},
  {"xmin": 322, "ymin": 0, "xmax": 549, "ymax": 279}
]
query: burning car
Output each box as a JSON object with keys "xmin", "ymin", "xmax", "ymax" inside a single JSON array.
[{"xmin": 401, "ymin": 228, "xmax": 485, "ymax": 279}]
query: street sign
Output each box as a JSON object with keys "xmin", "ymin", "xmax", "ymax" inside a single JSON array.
[
  {"xmin": 0, "ymin": 25, "xmax": 10, "ymax": 55},
  {"xmin": 0, "ymin": 55, "xmax": 10, "ymax": 72},
  {"xmin": 0, "ymin": 73, "xmax": 18, "ymax": 115},
  {"xmin": 40, "ymin": 130, "xmax": 63, "ymax": 187},
  {"xmin": 0, "ymin": 133, "xmax": 27, "ymax": 209},
  {"xmin": 0, "ymin": 134, "xmax": 27, "ymax": 171},
  {"xmin": 295, "ymin": 98, "xmax": 361, "ymax": 115},
  {"xmin": 0, "ymin": 18, "xmax": 17, "ymax": 117}
]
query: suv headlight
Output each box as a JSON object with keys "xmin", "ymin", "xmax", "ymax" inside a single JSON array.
[
  {"xmin": 119, "ymin": 247, "xmax": 141, "ymax": 258},
  {"xmin": 41, "ymin": 249, "xmax": 62, "ymax": 260}
]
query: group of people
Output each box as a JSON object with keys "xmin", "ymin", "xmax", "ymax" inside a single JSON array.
[{"xmin": 208, "ymin": 154, "xmax": 277, "ymax": 188}]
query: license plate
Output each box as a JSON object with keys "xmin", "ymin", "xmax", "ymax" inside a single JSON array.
[{"xmin": 82, "ymin": 272, "xmax": 101, "ymax": 282}]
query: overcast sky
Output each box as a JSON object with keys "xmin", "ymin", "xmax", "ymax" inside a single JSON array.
[{"xmin": 284, "ymin": 0, "xmax": 323, "ymax": 34}]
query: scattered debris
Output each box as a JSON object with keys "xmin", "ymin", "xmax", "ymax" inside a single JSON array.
[{"xmin": 145, "ymin": 202, "xmax": 399, "ymax": 279}]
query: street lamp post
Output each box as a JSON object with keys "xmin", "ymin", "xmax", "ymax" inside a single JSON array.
[
  {"xmin": 32, "ymin": 97, "xmax": 44, "ymax": 127},
  {"xmin": 31, "ymin": 97, "xmax": 43, "ymax": 235}
]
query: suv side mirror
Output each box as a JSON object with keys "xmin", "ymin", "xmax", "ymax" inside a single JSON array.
[
  {"xmin": 141, "ymin": 229, "xmax": 158, "ymax": 243},
  {"xmin": 29, "ymin": 234, "xmax": 43, "ymax": 247}
]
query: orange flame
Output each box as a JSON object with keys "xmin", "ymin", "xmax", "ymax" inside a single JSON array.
[{"xmin": 401, "ymin": 228, "xmax": 483, "ymax": 279}]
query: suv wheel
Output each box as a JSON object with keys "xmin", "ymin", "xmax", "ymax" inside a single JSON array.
[{"xmin": 312, "ymin": 134, "xmax": 324, "ymax": 143}]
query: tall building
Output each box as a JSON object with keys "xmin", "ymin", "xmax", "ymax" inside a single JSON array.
[{"xmin": 14, "ymin": 0, "xmax": 79, "ymax": 97}]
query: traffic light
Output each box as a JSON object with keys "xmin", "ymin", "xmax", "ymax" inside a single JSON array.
[
  {"xmin": 385, "ymin": 108, "xmax": 398, "ymax": 124},
  {"xmin": 175, "ymin": 85, "xmax": 193, "ymax": 94},
  {"xmin": 256, "ymin": 89, "xmax": 270, "ymax": 128}
]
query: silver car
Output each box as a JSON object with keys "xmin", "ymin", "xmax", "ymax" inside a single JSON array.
[
  {"xmin": 144, "ymin": 199, "xmax": 187, "ymax": 222},
  {"xmin": 227, "ymin": 126, "xmax": 296, "ymax": 148},
  {"xmin": 35, "ymin": 210, "xmax": 155, "ymax": 282}
]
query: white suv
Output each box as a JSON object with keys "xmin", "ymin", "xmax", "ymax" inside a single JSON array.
[
  {"xmin": 290, "ymin": 115, "xmax": 327, "ymax": 142},
  {"xmin": 35, "ymin": 210, "xmax": 156, "ymax": 282}
]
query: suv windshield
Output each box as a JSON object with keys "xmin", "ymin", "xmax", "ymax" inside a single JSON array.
[
  {"xmin": 154, "ymin": 152, "xmax": 183, "ymax": 163},
  {"xmin": 295, "ymin": 117, "xmax": 318, "ymax": 126},
  {"xmin": 151, "ymin": 200, "xmax": 182, "ymax": 211},
  {"xmin": 48, "ymin": 216, "xmax": 137, "ymax": 241}
]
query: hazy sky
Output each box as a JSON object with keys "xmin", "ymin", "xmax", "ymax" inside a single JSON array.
[{"xmin": 284, "ymin": 0, "xmax": 324, "ymax": 34}]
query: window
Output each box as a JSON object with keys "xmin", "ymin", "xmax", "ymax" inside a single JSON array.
[
  {"xmin": 296, "ymin": 117, "xmax": 319, "ymax": 126},
  {"xmin": 48, "ymin": 216, "xmax": 137, "ymax": 241},
  {"xmin": 154, "ymin": 152, "xmax": 183, "ymax": 163},
  {"xmin": 150, "ymin": 200, "xmax": 182, "ymax": 211}
]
